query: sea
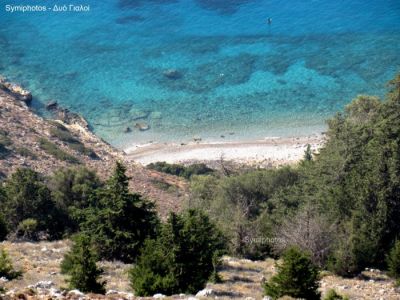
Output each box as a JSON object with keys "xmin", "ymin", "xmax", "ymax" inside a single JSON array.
[{"xmin": 1, "ymin": 0, "xmax": 399, "ymax": 148}]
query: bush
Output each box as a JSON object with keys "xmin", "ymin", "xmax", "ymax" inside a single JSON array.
[
  {"xmin": 16, "ymin": 219, "xmax": 38, "ymax": 240},
  {"xmin": 38, "ymin": 138, "xmax": 80, "ymax": 164},
  {"xmin": 61, "ymin": 234, "xmax": 105, "ymax": 294},
  {"xmin": 323, "ymin": 289, "xmax": 349, "ymax": 300},
  {"xmin": 130, "ymin": 209, "xmax": 226, "ymax": 296},
  {"xmin": 387, "ymin": 240, "xmax": 400, "ymax": 279},
  {"xmin": 0, "ymin": 214, "xmax": 7, "ymax": 241},
  {"xmin": 81, "ymin": 162, "xmax": 159, "ymax": 263},
  {"xmin": 0, "ymin": 248, "xmax": 22, "ymax": 280},
  {"xmin": 147, "ymin": 161, "xmax": 214, "ymax": 179},
  {"xmin": 49, "ymin": 126, "xmax": 98, "ymax": 159},
  {"xmin": 15, "ymin": 147, "xmax": 37, "ymax": 159},
  {"xmin": 264, "ymin": 247, "xmax": 320, "ymax": 300},
  {"xmin": 49, "ymin": 167, "xmax": 102, "ymax": 233},
  {"xmin": 2, "ymin": 168, "xmax": 62, "ymax": 239}
]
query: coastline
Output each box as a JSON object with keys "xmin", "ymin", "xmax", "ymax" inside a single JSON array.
[{"xmin": 125, "ymin": 134, "xmax": 325, "ymax": 167}]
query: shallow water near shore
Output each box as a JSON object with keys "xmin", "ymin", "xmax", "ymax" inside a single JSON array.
[{"xmin": 0, "ymin": 0, "xmax": 399, "ymax": 148}]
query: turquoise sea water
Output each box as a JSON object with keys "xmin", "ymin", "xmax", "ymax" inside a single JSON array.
[{"xmin": 0, "ymin": 0, "xmax": 399, "ymax": 147}]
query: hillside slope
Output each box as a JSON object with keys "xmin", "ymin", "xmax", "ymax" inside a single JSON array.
[{"xmin": 0, "ymin": 88, "xmax": 187, "ymax": 216}]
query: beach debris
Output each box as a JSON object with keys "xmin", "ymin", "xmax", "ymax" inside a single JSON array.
[
  {"xmin": 134, "ymin": 122, "xmax": 150, "ymax": 131},
  {"xmin": 124, "ymin": 127, "xmax": 132, "ymax": 133},
  {"xmin": 163, "ymin": 69, "xmax": 182, "ymax": 80},
  {"xmin": 45, "ymin": 100, "xmax": 58, "ymax": 110},
  {"xmin": 0, "ymin": 76, "xmax": 32, "ymax": 103}
]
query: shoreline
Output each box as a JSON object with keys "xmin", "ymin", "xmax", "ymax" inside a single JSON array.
[
  {"xmin": 1, "ymin": 75, "xmax": 326, "ymax": 168},
  {"xmin": 125, "ymin": 134, "xmax": 325, "ymax": 167}
]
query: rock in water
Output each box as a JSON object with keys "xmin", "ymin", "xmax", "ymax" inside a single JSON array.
[
  {"xmin": 45, "ymin": 100, "xmax": 58, "ymax": 110},
  {"xmin": 134, "ymin": 122, "xmax": 150, "ymax": 131},
  {"xmin": 163, "ymin": 69, "xmax": 182, "ymax": 79}
]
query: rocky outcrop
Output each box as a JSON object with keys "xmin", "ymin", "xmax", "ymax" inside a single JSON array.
[{"xmin": 0, "ymin": 76, "xmax": 32, "ymax": 103}]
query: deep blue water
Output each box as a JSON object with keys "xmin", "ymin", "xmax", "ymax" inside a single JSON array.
[{"xmin": 1, "ymin": 0, "xmax": 399, "ymax": 147}]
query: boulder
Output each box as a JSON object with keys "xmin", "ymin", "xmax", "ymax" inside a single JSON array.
[
  {"xmin": 153, "ymin": 293, "xmax": 166, "ymax": 298},
  {"xmin": 196, "ymin": 288, "xmax": 214, "ymax": 297}
]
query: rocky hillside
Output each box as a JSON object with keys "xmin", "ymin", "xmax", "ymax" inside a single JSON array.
[
  {"xmin": 0, "ymin": 86, "xmax": 187, "ymax": 216},
  {"xmin": 1, "ymin": 240, "xmax": 399, "ymax": 300}
]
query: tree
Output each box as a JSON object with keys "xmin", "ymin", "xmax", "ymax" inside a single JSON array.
[
  {"xmin": 273, "ymin": 205, "xmax": 336, "ymax": 267},
  {"xmin": 2, "ymin": 168, "xmax": 61, "ymax": 239},
  {"xmin": 61, "ymin": 234, "xmax": 105, "ymax": 294},
  {"xmin": 387, "ymin": 240, "xmax": 400, "ymax": 280},
  {"xmin": 0, "ymin": 248, "xmax": 21, "ymax": 280},
  {"xmin": 49, "ymin": 167, "xmax": 102, "ymax": 232},
  {"xmin": 130, "ymin": 209, "xmax": 226, "ymax": 296},
  {"xmin": 81, "ymin": 162, "xmax": 159, "ymax": 263},
  {"xmin": 303, "ymin": 144, "xmax": 313, "ymax": 162},
  {"xmin": 264, "ymin": 247, "xmax": 320, "ymax": 300}
]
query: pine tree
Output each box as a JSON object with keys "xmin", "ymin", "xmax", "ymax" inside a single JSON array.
[
  {"xmin": 81, "ymin": 162, "xmax": 159, "ymax": 263},
  {"xmin": 61, "ymin": 234, "xmax": 105, "ymax": 294},
  {"xmin": 264, "ymin": 247, "xmax": 320, "ymax": 300},
  {"xmin": 130, "ymin": 209, "xmax": 226, "ymax": 296},
  {"xmin": 387, "ymin": 240, "xmax": 400, "ymax": 280}
]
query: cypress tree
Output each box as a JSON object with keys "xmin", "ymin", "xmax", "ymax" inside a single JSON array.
[
  {"xmin": 61, "ymin": 234, "xmax": 105, "ymax": 294},
  {"xmin": 81, "ymin": 162, "xmax": 159, "ymax": 263},
  {"xmin": 264, "ymin": 247, "xmax": 320, "ymax": 300}
]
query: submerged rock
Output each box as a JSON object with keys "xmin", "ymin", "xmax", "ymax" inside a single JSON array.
[
  {"xmin": 129, "ymin": 107, "xmax": 149, "ymax": 121},
  {"xmin": 46, "ymin": 100, "xmax": 58, "ymax": 110},
  {"xmin": 163, "ymin": 69, "xmax": 182, "ymax": 80},
  {"xmin": 134, "ymin": 122, "xmax": 150, "ymax": 131}
]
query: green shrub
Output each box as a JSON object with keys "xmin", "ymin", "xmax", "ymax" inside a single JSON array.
[
  {"xmin": 50, "ymin": 126, "xmax": 98, "ymax": 159},
  {"xmin": 38, "ymin": 138, "xmax": 80, "ymax": 164},
  {"xmin": 49, "ymin": 167, "xmax": 102, "ymax": 233},
  {"xmin": 81, "ymin": 162, "xmax": 159, "ymax": 263},
  {"xmin": 61, "ymin": 234, "xmax": 105, "ymax": 294},
  {"xmin": 16, "ymin": 219, "xmax": 39, "ymax": 240},
  {"xmin": 0, "ymin": 128, "xmax": 17, "ymax": 160},
  {"xmin": 387, "ymin": 240, "xmax": 400, "ymax": 279},
  {"xmin": 323, "ymin": 289, "xmax": 349, "ymax": 300},
  {"xmin": 130, "ymin": 209, "xmax": 226, "ymax": 296},
  {"xmin": 0, "ymin": 214, "xmax": 8, "ymax": 241},
  {"xmin": 15, "ymin": 147, "xmax": 37, "ymax": 159},
  {"xmin": 3, "ymin": 168, "xmax": 63, "ymax": 239},
  {"xmin": 0, "ymin": 248, "xmax": 22, "ymax": 280},
  {"xmin": 147, "ymin": 161, "xmax": 214, "ymax": 179},
  {"xmin": 0, "ymin": 130, "xmax": 12, "ymax": 147},
  {"xmin": 264, "ymin": 247, "xmax": 320, "ymax": 300}
]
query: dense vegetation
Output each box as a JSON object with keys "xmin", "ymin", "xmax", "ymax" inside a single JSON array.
[
  {"xmin": 147, "ymin": 161, "xmax": 214, "ymax": 179},
  {"xmin": 188, "ymin": 74, "xmax": 400, "ymax": 277},
  {"xmin": 0, "ymin": 74, "xmax": 399, "ymax": 296}
]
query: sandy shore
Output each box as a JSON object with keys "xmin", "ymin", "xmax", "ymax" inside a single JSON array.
[{"xmin": 125, "ymin": 134, "xmax": 325, "ymax": 167}]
